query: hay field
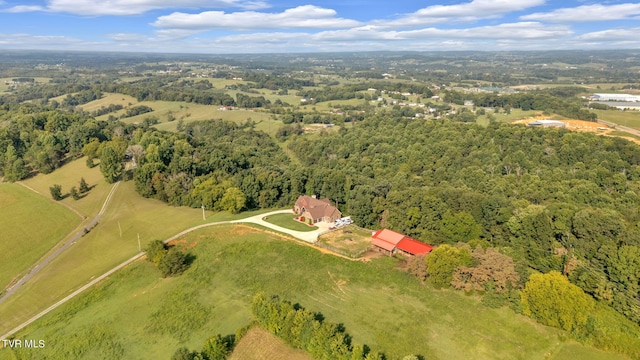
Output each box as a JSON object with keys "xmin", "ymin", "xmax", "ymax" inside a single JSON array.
[{"xmin": 229, "ymin": 327, "xmax": 312, "ymax": 360}]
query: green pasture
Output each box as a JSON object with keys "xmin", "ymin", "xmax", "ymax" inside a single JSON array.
[
  {"xmin": 0, "ymin": 180, "xmax": 269, "ymax": 336},
  {"xmin": 0, "ymin": 184, "xmax": 81, "ymax": 292},
  {"xmin": 78, "ymin": 92, "xmax": 138, "ymax": 112},
  {"xmin": 0, "ymin": 77, "xmax": 51, "ymax": 93},
  {"xmin": 22, "ymin": 156, "xmax": 110, "ymax": 218},
  {"xmin": 593, "ymin": 109, "xmax": 640, "ymax": 130},
  {"xmin": 262, "ymin": 213, "xmax": 318, "ymax": 232},
  {"xmin": 1, "ymin": 224, "xmax": 627, "ymax": 360},
  {"xmin": 311, "ymin": 98, "xmax": 367, "ymax": 112}
]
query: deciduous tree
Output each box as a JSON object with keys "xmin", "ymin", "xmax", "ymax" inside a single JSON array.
[
  {"xmin": 521, "ymin": 271, "xmax": 595, "ymax": 331},
  {"xmin": 100, "ymin": 145, "xmax": 123, "ymax": 183}
]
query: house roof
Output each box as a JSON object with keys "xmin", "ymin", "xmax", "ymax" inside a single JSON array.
[
  {"xmin": 295, "ymin": 195, "xmax": 341, "ymax": 220},
  {"xmin": 372, "ymin": 229, "xmax": 406, "ymax": 245},
  {"xmin": 372, "ymin": 237, "xmax": 397, "ymax": 252},
  {"xmin": 396, "ymin": 238, "xmax": 433, "ymax": 255}
]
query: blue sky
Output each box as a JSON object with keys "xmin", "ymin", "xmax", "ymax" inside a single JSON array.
[{"xmin": 0, "ymin": 0, "xmax": 639, "ymax": 53}]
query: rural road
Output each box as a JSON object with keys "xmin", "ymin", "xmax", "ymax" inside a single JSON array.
[
  {"xmin": 597, "ymin": 119, "xmax": 640, "ymax": 137},
  {"xmin": 0, "ymin": 209, "xmax": 331, "ymax": 341},
  {"xmin": 0, "ymin": 181, "xmax": 121, "ymax": 305}
]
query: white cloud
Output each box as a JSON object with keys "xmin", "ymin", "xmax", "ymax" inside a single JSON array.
[
  {"xmin": 4, "ymin": 5, "xmax": 45, "ymax": 12},
  {"xmin": 2, "ymin": 0, "xmax": 269, "ymax": 16},
  {"xmin": 376, "ymin": 0, "xmax": 545, "ymax": 27},
  {"xmin": 0, "ymin": 33, "xmax": 89, "ymax": 48},
  {"xmin": 153, "ymin": 5, "xmax": 360, "ymax": 30},
  {"xmin": 313, "ymin": 22, "xmax": 572, "ymax": 41},
  {"xmin": 577, "ymin": 27, "xmax": 640, "ymax": 41},
  {"xmin": 522, "ymin": 3, "xmax": 640, "ymax": 22}
]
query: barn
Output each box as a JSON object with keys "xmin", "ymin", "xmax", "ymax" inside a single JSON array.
[{"xmin": 371, "ymin": 229, "xmax": 433, "ymax": 256}]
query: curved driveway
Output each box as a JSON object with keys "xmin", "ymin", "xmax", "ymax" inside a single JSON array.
[{"xmin": 232, "ymin": 209, "xmax": 332, "ymax": 243}]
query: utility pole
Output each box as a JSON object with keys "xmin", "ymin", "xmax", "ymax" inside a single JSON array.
[
  {"xmin": 137, "ymin": 233, "xmax": 141, "ymax": 252},
  {"xmin": 201, "ymin": 204, "xmax": 206, "ymax": 220},
  {"xmin": 118, "ymin": 221, "xmax": 122, "ymax": 237}
]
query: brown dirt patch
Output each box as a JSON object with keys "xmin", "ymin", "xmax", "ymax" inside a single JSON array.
[
  {"xmin": 166, "ymin": 238, "xmax": 198, "ymax": 250},
  {"xmin": 229, "ymin": 224, "xmax": 262, "ymax": 236},
  {"xmin": 514, "ymin": 117, "xmax": 640, "ymax": 144},
  {"xmin": 317, "ymin": 225, "xmax": 373, "ymax": 257}
]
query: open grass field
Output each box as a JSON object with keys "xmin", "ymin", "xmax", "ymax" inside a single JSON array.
[
  {"xmin": 0, "ymin": 184, "xmax": 81, "ymax": 292},
  {"xmin": 0, "ymin": 77, "xmax": 51, "ymax": 93},
  {"xmin": 1, "ymin": 224, "xmax": 627, "ymax": 360},
  {"xmin": 78, "ymin": 92, "xmax": 138, "ymax": 112},
  {"xmin": 262, "ymin": 213, "xmax": 318, "ymax": 232},
  {"xmin": 476, "ymin": 109, "xmax": 539, "ymax": 126},
  {"xmin": 229, "ymin": 327, "xmax": 312, "ymax": 360},
  {"xmin": 0, "ymin": 178, "xmax": 270, "ymax": 336},
  {"xmin": 317, "ymin": 225, "xmax": 373, "ymax": 258},
  {"xmin": 89, "ymin": 98, "xmax": 279, "ymax": 134},
  {"xmin": 22, "ymin": 156, "xmax": 110, "ymax": 218},
  {"xmin": 592, "ymin": 109, "xmax": 640, "ymax": 130}
]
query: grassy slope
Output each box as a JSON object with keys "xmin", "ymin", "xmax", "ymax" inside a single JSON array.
[
  {"xmin": 0, "ymin": 184, "xmax": 80, "ymax": 292},
  {"xmin": 0, "ymin": 175, "xmax": 268, "ymax": 336},
  {"xmin": 262, "ymin": 213, "xmax": 318, "ymax": 232},
  {"xmin": 1, "ymin": 225, "xmax": 627, "ymax": 360},
  {"xmin": 22, "ymin": 156, "xmax": 110, "ymax": 218}
]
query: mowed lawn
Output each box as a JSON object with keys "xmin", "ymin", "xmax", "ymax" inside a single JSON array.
[
  {"xmin": 262, "ymin": 213, "xmax": 318, "ymax": 232},
  {"xmin": 2, "ymin": 224, "xmax": 627, "ymax": 360},
  {"xmin": 0, "ymin": 184, "xmax": 81, "ymax": 292}
]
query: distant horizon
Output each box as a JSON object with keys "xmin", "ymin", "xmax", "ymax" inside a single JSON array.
[
  {"xmin": 1, "ymin": 1, "xmax": 639, "ymax": 53},
  {"xmin": 2, "ymin": 48, "xmax": 640, "ymax": 57}
]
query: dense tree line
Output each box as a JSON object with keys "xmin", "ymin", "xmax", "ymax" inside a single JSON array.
[
  {"xmin": 95, "ymin": 79, "xmax": 237, "ymax": 106},
  {"xmin": 131, "ymin": 119, "xmax": 290, "ymax": 211},
  {"xmin": 0, "ymin": 103, "xmax": 120, "ymax": 180},
  {"xmin": 60, "ymin": 89, "xmax": 102, "ymax": 107},
  {"xmin": 241, "ymin": 72, "xmax": 315, "ymax": 90},
  {"xmin": 286, "ymin": 117, "xmax": 640, "ymax": 330},
  {"xmin": 443, "ymin": 89, "xmax": 597, "ymax": 121}
]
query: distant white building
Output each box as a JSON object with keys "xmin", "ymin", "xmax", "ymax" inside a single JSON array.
[
  {"xmin": 527, "ymin": 120, "xmax": 566, "ymax": 128},
  {"xmin": 590, "ymin": 93, "xmax": 640, "ymax": 102}
]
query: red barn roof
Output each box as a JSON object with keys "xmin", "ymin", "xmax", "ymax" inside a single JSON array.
[
  {"xmin": 372, "ymin": 229, "xmax": 434, "ymax": 255},
  {"xmin": 396, "ymin": 238, "xmax": 433, "ymax": 255}
]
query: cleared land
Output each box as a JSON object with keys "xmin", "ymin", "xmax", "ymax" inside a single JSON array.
[
  {"xmin": 229, "ymin": 327, "xmax": 312, "ymax": 360},
  {"xmin": 317, "ymin": 225, "xmax": 373, "ymax": 258},
  {"xmin": 81, "ymin": 95, "xmax": 282, "ymax": 135},
  {"xmin": 1, "ymin": 224, "xmax": 626, "ymax": 360},
  {"xmin": 0, "ymin": 184, "xmax": 80, "ymax": 292},
  {"xmin": 476, "ymin": 109, "xmax": 539, "ymax": 126},
  {"xmin": 262, "ymin": 213, "xmax": 318, "ymax": 232},
  {"xmin": 22, "ymin": 156, "xmax": 110, "ymax": 218}
]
